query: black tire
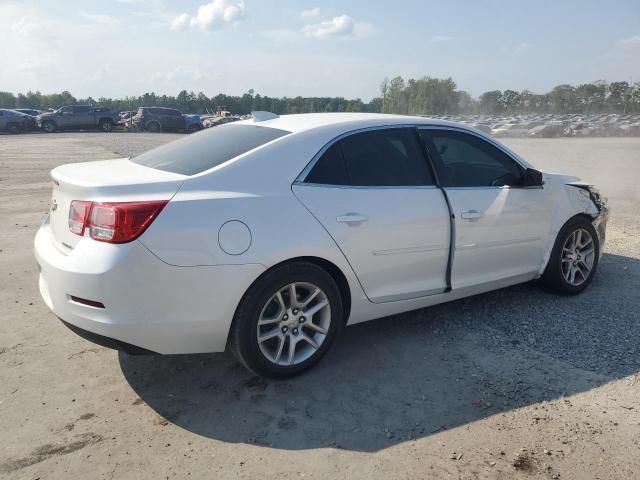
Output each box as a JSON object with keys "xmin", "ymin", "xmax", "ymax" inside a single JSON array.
[
  {"xmin": 540, "ymin": 216, "xmax": 600, "ymax": 295},
  {"xmin": 187, "ymin": 124, "xmax": 201, "ymax": 133},
  {"xmin": 6, "ymin": 123, "xmax": 20, "ymax": 133},
  {"xmin": 41, "ymin": 120, "xmax": 57, "ymax": 133},
  {"xmin": 146, "ymin": 121, "xmax": 161, "ymax": 133},
  {"xmin": 99, "ymin": 119, "xmax": 113, "ymax": 132},
  {"xmin": 228, "ymin": 262, "xmax": 343, "ymax": 379}
]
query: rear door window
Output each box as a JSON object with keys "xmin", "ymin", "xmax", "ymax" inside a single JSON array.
[
  {"xmin": 305, "ymin": 143, "xmax": 348, "ymax": 185},
  {"xmin": 131, "ymin": 124, "xmax": 290, "ymax": 175},
  {"xmin": 339, "ymin": 128, "xmax": 434, "ymax": 186}
]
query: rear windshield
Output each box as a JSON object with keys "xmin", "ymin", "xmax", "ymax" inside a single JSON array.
[{"xmin": 131, "ymin": 124, "xmax": 290, "ymax": 175}]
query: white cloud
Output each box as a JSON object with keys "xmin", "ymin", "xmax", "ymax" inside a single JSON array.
[
  {"xmin": 302, "ymin": 14, "xmax": 371, "ymax": 39},
  {"xmin": 171, "ymin": 0, "xmax": 246, "ymax": 32},
  {"xmin": 432, "ymin": 35, "xmax": 454, "ymax": 43},
  {"xmin": 170, "ymin": 13, "xmax": 190, "ymax": 31},
  {"xmin": 11, "ymin": 18, "xmax": 42, "ymax": 36},
  {"xmin": 301, "ymin": 7, "xmax": 320, "ymax": 18},
  {"xmin": 618, "ymin": 35, "xmax": 640, "ymax": 48}
]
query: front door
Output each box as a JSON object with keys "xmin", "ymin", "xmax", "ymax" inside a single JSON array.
[
  {"xmin": 293, "ymin": 127, "xmax": 451, "ymax": 303},
  {"xmin": 418, "ymin": 129, "xmax": 553, "ymax": 289}
]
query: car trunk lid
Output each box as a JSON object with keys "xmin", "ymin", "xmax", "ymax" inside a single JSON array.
[{"xmin": 49, "ymin": 158, "xmax": 186, "ymax": 251}]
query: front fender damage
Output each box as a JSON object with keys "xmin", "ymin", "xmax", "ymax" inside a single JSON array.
[{"xmin": 537, "ymin": 181, "xmax": 609, "ymax": 276}]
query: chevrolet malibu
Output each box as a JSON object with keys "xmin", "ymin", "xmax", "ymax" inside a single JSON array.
[{"xmin": 35, "ymin": 113, "xmax": 608, "ymax": 378}]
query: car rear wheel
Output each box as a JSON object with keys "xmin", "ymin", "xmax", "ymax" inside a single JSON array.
[
  {"xmin": 41, "ymin": 120, "xmax": 57, "ymax": 133},
  {"xmin": 146, "ymin": 121, "xmax": 161, "ymax": 133},
  {"xmin": 540, "ymin": 216, "xmax": 599, "ymax": 295},
  {"xmin": 229, "ymin": 262, "xmax": 343, "ymax": 378},
  {"xmin": 100, "ymin": 119, "xmax": 113, "ymax": 132},
  {"xmin": 187, "ymin": 124, "xmax": 201, "ymax": 133}
]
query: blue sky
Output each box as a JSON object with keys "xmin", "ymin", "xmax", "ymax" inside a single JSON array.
[{"xmin": 1, "ymin": 0, "xmax": 639, "ymax": 100}]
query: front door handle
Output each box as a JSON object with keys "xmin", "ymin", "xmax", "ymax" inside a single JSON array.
[
  {"xmin": 461, "ymin": 210, "xmax": 483, "ymax": 221},
  {"xmin": 336, "ymin": 213, "xmax": 368, "ymax": 224}
]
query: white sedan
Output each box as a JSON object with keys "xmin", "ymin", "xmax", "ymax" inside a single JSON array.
[{"xmin": 35, "ymin": 113, "xmax": 609, "ymax": 378}]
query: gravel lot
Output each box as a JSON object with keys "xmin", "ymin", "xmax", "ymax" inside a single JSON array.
[{"xmin": 1, "ymin": 133, "xmax": 639, "ymax": 479}]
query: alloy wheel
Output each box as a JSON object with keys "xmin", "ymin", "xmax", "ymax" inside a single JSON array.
[
  {"xmin": 561, "ymin": 228, "xmax": 595, "ymax": 286},
  {"xmin": 257, "ymin": 282, "xmax": 331, "ymax": 366}
]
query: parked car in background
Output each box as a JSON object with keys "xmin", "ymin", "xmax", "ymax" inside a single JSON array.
[
  {"xmin": 37, "ymin": 106, "xmax": 119, "ymax": 133},
  {"xmin": 184, "ymin": 114, "xmax": 203, "ymax": 132},
  {"xmin": 491, "ymin": 123, "xmax": 530, "ymax": 137},
  {"xmin": 131, "ymin": 107, "xmax": 186, "ymax": 132},
  {"xmin": 14, "ymin": 108, "xmax": 43, "ymax": 117},
  {"xmin": 567, "ymin": 123, "xmax": 596, "ymax": 137},
  {"xmin": 34, "ymin": 112, "xmax": 608, "ymax": 378},
  {"xmin": 621, "ymin": 123, "xmax": 640, "ymax": 136},
  {"xmin": 529, "ymin": 124, "xmax": 564, "ymax": 138},
  {"xmin": 469, "ymin": 123, "xmax": 491, "ymax": 134},
  {"xmin": 202, "ymin": 115, "xmax": 241, "ymax": 128},
  {"xmin": 0, "ymin": 109, "xmax": 36, "ymax": 133}
]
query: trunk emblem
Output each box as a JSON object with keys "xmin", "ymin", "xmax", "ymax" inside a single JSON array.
[{"xmin": 51, "ymin": 199, "xmax": 58, "ymax": 212}]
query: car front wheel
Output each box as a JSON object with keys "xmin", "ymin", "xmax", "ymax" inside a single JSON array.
[
  {"xmin": 100, "ymin": 119, "xmax": 113, "ymax": 132},
  {"xmin": 541, "ymin": 216, "xmax": 600, "ymax": 295},
  {"xmin": 229, "ymin": 262, "xmax": 343, "ymax": 378},
  {"xmin": 41, "ymin": 120, "xmax": 57, "ymax": 133},
  {"xmin": 146, "ymin": 121, "xmax": 161, "ymax": 133}
]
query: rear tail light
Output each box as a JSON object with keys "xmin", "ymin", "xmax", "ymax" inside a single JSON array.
[
  {"xmin": 68, "ymin": 200, "xmax": 168, "ymax": 243},
  {"xmin": 69, "ymin": 200, "xmax": 91, "ymax": 235}
]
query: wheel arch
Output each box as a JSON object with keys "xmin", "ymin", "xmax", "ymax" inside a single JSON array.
[
  {"xmin": 41, "ymin": 119, "xmax": 57, "ymax": 131},
  {"xmin": 539, "ymin": 212, "xmax": 597, "ymax": 276},
  {"xmin": 235, "ymin": 256, "xmax": 352, "ymax": 327},
  {"xmin": 145, "ymin": 120, "xmax": 161, "ymax": 130}
]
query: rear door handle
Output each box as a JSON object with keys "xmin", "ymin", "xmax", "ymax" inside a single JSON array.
[
  {"xmin": 336, "ymin": 213, "xmax": 368, "ymax": 224},
  {"xmin": 461, "ymin": 210, "xmax": 483, "ymax": 221}
]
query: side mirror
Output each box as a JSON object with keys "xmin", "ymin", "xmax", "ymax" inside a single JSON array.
[{"xmin": 524, "ymin": 168, "xmax": 544, "ymax": 187}]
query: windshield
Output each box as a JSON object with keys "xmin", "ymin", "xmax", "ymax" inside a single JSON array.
[{"xmin": 131, "ymin": 124, "xmax": 290, "ymax": 175}]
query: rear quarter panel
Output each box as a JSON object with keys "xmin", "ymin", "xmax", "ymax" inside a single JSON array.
[{"xmin": 137, "ymin": 129, "xmax": 372, "ymax": 321}]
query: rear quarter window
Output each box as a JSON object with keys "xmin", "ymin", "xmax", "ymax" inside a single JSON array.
[{"xmin": 131, "ymin": 124, "xmax": 291, "ymax": 175}]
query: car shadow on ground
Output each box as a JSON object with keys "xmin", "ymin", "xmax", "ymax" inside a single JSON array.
[{"xmin": 119, "ymin": 252, "xmax": 639, "ymax": 452}]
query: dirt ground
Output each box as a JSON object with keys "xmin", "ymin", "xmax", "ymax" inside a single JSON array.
[{"xmin": 0, "ymin": 133, "xmax": 639, "ymax": 480}]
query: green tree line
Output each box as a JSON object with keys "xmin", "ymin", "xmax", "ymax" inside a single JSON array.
[{"xmin": 1, "ymin": 78, "xmax": 639, "ymax": 115}]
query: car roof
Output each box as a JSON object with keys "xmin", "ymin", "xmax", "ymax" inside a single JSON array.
[
  {"xmin": 228, "ymin": 112, "xmax": 534, "ymax": 172},
  {"xmin": 0, "ymin": 109, "xmax": 27, "ymax": 115},
  {"xmin": 236, "ymin": 112, "xmax": 472, "ymax": 135}
]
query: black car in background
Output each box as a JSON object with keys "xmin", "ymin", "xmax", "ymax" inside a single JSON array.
[
  {"xmin": 132, "ymin": 107, "xmax": 186, "ymax": 132},
  {"xmin": 14, "ymin": 108, "xmax": 43, "ymax": 117},
  {"xmin": 0, "ymin": 109, "xmax": 36, "ymax": 133}
]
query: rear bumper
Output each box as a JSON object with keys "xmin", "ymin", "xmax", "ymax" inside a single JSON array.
[
  {"xmin": 35, "ymin": 218, "xmax": 265, "ymax": 354},
  {"xmin": 60, "ymin": 318, "xmax": 157, "ymax": 355}
]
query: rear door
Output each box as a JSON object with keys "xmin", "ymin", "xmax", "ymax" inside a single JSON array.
[
  {"xmin": 293, "ymin": 127, "xmax": 451, "ymax": 303},
  {"xmin": 418, "ymin": 128, "xmax": 553, "ymax": 289},
  {"xmin": 172, "ymin": 110, "xmax": 186, "ymax": 130},
  {"xmin": 71, "ymin": 106, "xmax": 93, "ymax": 129}
]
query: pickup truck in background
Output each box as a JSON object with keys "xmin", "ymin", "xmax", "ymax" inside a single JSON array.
[{"xmin": 37, "ymin": 106, "xmax": 120, "ymax": 133}]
